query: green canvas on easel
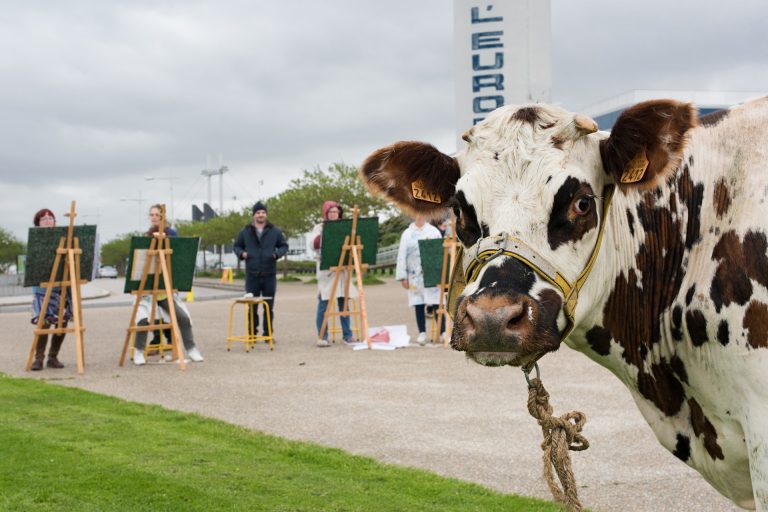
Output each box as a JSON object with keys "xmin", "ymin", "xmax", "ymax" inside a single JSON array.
[
  {"xmin": 418, "ymin": 238, "xmax": 445, "ymax": 288},
  {"xmin": 319, "ymin": 218, "xmax": 379, "ymax": 270},
  {"xmin": 24, "ymin": 225, "xmax": 98, "ymax": 287},
  {"xmin": 123, "ymin": 236, "xmax": 200, "ymax": 293}
]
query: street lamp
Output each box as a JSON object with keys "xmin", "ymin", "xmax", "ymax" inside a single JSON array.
[
  {"xmin": 120, "ymin": 191, "xmax": 144, "ymax": 232},
  {"xmin": 144, "ymin": 176, "xmax": 179, "ymax": 227}
]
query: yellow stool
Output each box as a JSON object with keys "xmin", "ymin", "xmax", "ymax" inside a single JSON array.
[
  {"xmin": 130, "ymin": 322, "xmax": 175, "ymax": 361},
  {"xmin": 227, "ymin": 297, "xmax": 274, "ymax": 352}
]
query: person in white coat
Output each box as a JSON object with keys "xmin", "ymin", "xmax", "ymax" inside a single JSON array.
[
  {"xmin": 395, "ymin": 214, "xmax": 442, "ymax": 345},
  {"xmin": 310, "ymin": 201, "xmax": 357, "ymax": 347},
  {"xmin": 133, "ymin": 204, "xmax": 204, "ymax": 365}
]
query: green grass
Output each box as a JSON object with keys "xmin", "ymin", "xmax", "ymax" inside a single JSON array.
[
  {"xmin": 0, "ymin": 375, "xmax": 562, "ymax": 512},
  {"xmin": 277, "ymin": 274, "xmax": 303, "ymax": 282}
]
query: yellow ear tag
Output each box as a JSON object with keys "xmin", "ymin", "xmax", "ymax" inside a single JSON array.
[
  {"xmin": 620, "ymin": 151, "xmax": 649, "ymax": 183},
  {"xmin": 411, "ymin": 179, "xmax": 442, "ymax": 204}
]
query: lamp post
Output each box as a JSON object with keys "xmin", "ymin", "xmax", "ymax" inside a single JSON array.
[
  {"xmin": 201, "ymin": 165, "xmax": 229, "ymax": 214},
  {"xmin": 144, "ymin": 177, "xmax": 179, "ymax": 227},
  {"xmin": 119, "ymin": 191, "xmax": 144, "ymax": 232}
]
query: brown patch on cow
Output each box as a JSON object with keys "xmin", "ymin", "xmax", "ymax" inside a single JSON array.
[
  {"xmin": 713, "ymin": 178, "xmax": 731, "ymax": 218},
  {"xmin": 637, "ymin": 361, "xmax": 686, "ymax": 417},
  {"xmin": 360, "ymin": 141, "xmax": 459, "ymax": 218},
  {"xmin": 699, "ymin": 109, "xmax": 729, "ymax": 127},
  {"xmin": 685, "ymin": 310, "xmax": 708, "ymax": 346},
  {"xmin": 626, "ymin": 209, "xmax": 635, "ymax": 237},
  {"xmin": 600, "ymin": 100, "xmax": 696, "ymax": 191},
  {"xmin": 550, "ymin": 135, "xmax": 564, "ymax": 149},
  {"xmin": 677, "ymin": 164, "xmax": 704, "ymax": 248},
  {"xmin": 669, "ymin": 355, "xmax": 689, "ymax": 384},
  {"xmin": 685, "ymin": 285, "xmax": 696, "ymax": 306},
  {"xmin": 512, "ymin": 107, "xmax": 540, "ymax": 124},
  {"xmin": 743, "ymin": 231, "xmax": 768, "ymax": 289},
  {"xmin": 688, "ymin": 397, "xmax": 725, "ymax": 460},
  {"xmin": 547, "ymin": 178, "xmax": 598, "ymax": 250},
  {"xmin": 717, "ymin": 320, "xmax": 730, "ymax": 346},
  {"xmin": 673, "ymin": 434, "xmax": 691, "ymax": 461},
  {"xmin": 671, "ymin": 306, "xmax": 684, "ymax": 341},
  {"xmin": 743, "ymin": 301, "xmax": 768, "ymax": 349},
  {"xmin": 586, "ymin": 326, "xmax": 612, "ymax": 356},
  {"xmin": 601, "ymin": 186, "xmax": 691, "ymax": 415},
  {"xmin": 710, "ymin": 230, "xmax": 754, "ymax": 312}
]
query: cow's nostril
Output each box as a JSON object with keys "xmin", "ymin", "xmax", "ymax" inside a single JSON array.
[
  {"xmin": 462, "ymin": 310, "xmax": 476, "ymax": 334},
  {"xmin": 505, "ymin": 303, "xmax": 525, "ymax": 330}
]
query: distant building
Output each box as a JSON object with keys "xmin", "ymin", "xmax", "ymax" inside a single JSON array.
[
  {"xmin": 581, "ymin": 90, "xmax": 766, "ymax": 130},
  {"xmin": 454, "ymin": 0, "xmax": 551, "ymax": 149}
]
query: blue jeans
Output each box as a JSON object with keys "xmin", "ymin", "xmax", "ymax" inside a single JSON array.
[
  {"xmin": 316, "ymin": 295, "xmax": 353, "ymax": 340},
  {"xmin": 415, "ymin": 304, "xmax": 445, "ymax": 334}
]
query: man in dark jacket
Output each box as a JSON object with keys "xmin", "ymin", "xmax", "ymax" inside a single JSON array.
[{"xmin": 233, "ymin": 201, "xmax": 289, "ymax": 336}]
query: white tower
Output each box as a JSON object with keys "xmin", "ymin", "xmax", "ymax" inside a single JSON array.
[{"xmin": 454, "ymin": 0, "xmax": 551, "ymax": 149}]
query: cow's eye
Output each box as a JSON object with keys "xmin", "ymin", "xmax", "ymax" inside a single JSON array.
[{"xmin": 572, "ymin": 196, "xmax": 592, "ymax": 216}]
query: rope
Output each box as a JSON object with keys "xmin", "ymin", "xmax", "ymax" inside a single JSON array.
[{"xmin": 526, "ymin": 376, "xmax": 589, "ymax": 512}]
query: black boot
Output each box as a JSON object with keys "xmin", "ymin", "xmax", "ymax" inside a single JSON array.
[
  {"xmin": 47, "ymin": 334, "xmax": 65, "ymax": 369},
  {"xmin": 31, "ymin": 335, "xmax": 47, "ymax": 371}
]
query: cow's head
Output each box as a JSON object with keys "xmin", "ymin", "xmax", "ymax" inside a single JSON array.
[{"xmin": 361, "ymin": 100, "xmax": 696, "ymax": 368}]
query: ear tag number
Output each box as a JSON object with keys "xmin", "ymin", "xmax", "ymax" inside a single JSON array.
[
  {"xmin": 411, "ymin": 179, "xmax": 442, "ymax": 204},
  {"xmin": 620, "ymin": 151, "xmax": 649, "ymax": 183}
]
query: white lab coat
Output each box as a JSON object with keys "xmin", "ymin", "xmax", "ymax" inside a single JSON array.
[{"xmin": 395, "ymin": 222, "xmax": 442, "ymax": 306}]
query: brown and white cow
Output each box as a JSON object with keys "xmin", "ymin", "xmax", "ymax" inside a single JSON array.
[{"xmin": 361, "ymin": 97, "xmax": 768, "ymax": 510}]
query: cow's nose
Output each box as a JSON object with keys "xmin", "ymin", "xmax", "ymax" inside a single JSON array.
[{"xmin": 462, "ymin": 296, "xmax": 533, "ymax": 339}]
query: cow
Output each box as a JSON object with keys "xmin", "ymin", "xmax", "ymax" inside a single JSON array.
[{"xmin": 360, "ymin": 97, "xmax": 768, "ymax": 510}]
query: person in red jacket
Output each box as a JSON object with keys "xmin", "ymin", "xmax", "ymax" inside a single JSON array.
[{"xmin": 309, "ymin": 201, "xmax": 356, "ymax": 347}]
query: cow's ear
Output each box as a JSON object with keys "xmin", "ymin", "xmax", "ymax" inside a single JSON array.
[
  {"xmin": 599, "ymin": 100, "xmax": 696, "ymax": 190},
  {"xmin": 360, "ymin": 141, "xmax": 459, "ymax": 217}
]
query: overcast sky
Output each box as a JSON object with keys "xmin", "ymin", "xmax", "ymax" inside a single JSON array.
[{"xmin": 1, "ymin": 0, "xmax": 766, "ymax": 242}]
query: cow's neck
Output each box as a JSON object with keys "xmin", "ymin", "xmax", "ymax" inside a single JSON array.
[{"xmin": 569, "ymin": 159, "xmax": 703, "ymax": 408}]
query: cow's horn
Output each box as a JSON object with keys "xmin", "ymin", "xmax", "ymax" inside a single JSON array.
[{"xmin": 574, "ymin": 114, "xmax": 598, "ymax": 135}]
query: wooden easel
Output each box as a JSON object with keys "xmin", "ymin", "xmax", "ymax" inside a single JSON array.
[
  {"xmin": 119, "ymin": 205, "xmax": 186, "ymax": 370},
  {"xmin": 318, "ymin": 206, "xmax": 371, "ymax": 348},
  {"xmin": 434, "ymin": 212, "xmax": 458, "ymax": 347},
  {"xmin": 25, "ymin": 201, "xmax": 87, "ymax": 374}
]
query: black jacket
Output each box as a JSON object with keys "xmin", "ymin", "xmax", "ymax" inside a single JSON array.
[{"xmin": 233, "ymin": 222, "xmax": 289, "ymax": 275}]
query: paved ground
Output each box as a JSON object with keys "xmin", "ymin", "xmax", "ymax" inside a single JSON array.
[
  {"xmin": 0, "ymin": 278, "xmax": 740, "ymax": 512},
  {"xmin": 0, "ymin": 277, "xmax": 241, "ymax": 311}
]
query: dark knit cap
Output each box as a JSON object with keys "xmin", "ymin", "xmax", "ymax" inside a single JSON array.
[{"xmin": 252, "ymin": 201, "xmax": 267, "ymax": 214}]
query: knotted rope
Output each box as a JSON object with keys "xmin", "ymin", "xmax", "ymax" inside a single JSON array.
[{"xmin": 524, "ymin": 364, "xmax": 589, "ymax": 512}]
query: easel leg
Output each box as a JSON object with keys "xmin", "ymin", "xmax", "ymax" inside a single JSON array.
[
  {"xmin": 350, "ymin": 237, "xmax": 370, "ymax": 348},
  {"xmin": 159, "ymin": 252, "xmax": 185, "ymax": 371},
  {"xmin": 68, "ymin": 248, "xmax": 85, "ymax": 374},
  {"xmin": 319, "ymin": 238, "xmax": 347, "ymax": 341}
]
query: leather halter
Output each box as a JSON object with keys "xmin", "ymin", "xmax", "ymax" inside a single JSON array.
[{"xmin": 447, "ymin": 185, "xmax": 615, "ymax": 341}]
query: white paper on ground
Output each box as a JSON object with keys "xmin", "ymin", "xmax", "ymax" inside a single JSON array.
[
  {"xmin": 351, "ymin": 325, "xmax": 411, "ymax": 350},
  {"xmin": 351, "ymin": 343, "xmax": 396, "ymax": 351}
]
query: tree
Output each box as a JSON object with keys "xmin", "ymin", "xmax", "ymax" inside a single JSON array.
[
  {"xmin": 177, "ymin": 209, "xmax": 250, "ymax": 270},
  {"xmin": 100, "ymin": 233, "xmax": 137, "ymax": 276},
  {"xmin": 378, "ymin": 214, "xmax": 410, "ymax": 247},
  {"xmin": 0, "ymin": 227, "xmax": 24, "ymax": 272},
  {"xmin": 265, "ymin": 162, "xmax": 395, "ymax": 238}
]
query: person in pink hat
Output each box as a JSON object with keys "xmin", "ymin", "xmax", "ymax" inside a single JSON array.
[{"xmin": 309, "ymin": 201, "xmax": 357, "ymax": 347}]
